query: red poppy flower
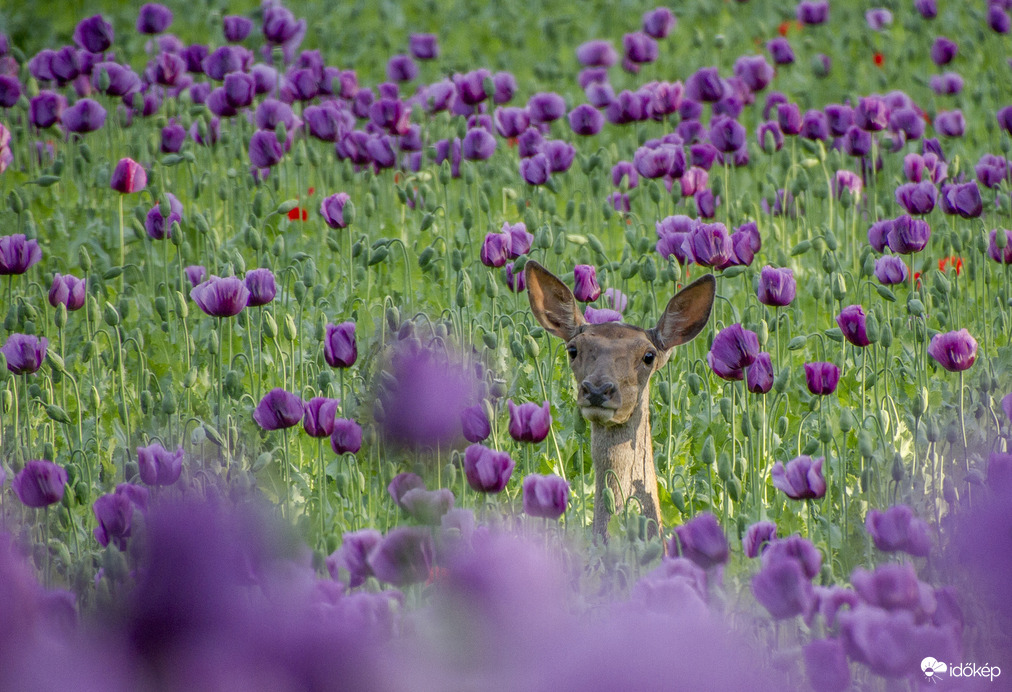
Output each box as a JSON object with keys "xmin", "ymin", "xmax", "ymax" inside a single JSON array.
[
  {"xmin": 873, "ymin": 52, "xmax": 884, "ymax": 67},
  {"xmin": 288, "ymin": 207, "xmax": 308, "ymax": 221}
]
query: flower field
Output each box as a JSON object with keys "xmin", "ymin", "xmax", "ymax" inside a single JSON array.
[{"xmin": 1, "ymin": 0, "xmax": 1012, "ymax": 688}]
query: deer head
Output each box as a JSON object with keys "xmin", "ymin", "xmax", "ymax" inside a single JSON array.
[{"xmin": 525, "ymin": 261, "xmax": 715, "ymax": 426}]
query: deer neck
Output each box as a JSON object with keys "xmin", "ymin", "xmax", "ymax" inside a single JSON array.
[{"xmin": 589, "ymin": 386, "xmax": 661, "ymax": 536}]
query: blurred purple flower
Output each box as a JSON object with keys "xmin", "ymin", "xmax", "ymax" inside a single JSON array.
[
  {"xmin": 940, "ymin": 182, "xmax": 982, "ymax": 219},
  {"xmin": 669, "ymin": 512, "xmax": 730, "ymax": 570},
  {"xmin": 29, "ymin": 91, "xmax": 64, "ymax": 129},
  {"xmin": 160, "ymin": 120, "xmax": 186, "ymax": 152},
  {"xmin": 772, "ymin": 456, "xmax": 826, "ymax": 500},
  {"xmin": 110, "ymin": 157, "xmax": 147, "ymax": 193},
  {"xmin": 327, "ymin": 529, "xmax": 381, "ymax": 588},
  {"xmin": 767, "ymin": 37, "xmax": 794, "ymax": 65},
  {"xmin": 62, "ymin": 98, "xmax": 106, "ymax": 134},
  {"xmin": 13, "ymin": 460, "xmax": 67, "ymax": 507},
  {"xmin": 368, "ymin": 527, "xmax": 434, "ymax": 586},
  {"xmin": 568, "ymin": 104, "xmax": 604, "ymax": 136},
  {"xmin": 93, "ymin": 492, "xmax": 134, "ymax": 550},
  {"xmin": 576, "ymin": 40, "xmax": 618, "ymax": 67},
  {"xmin": 584, "ymin": 306, "xmax": 623, "ymax": 324},
  {"xmin": 222, "ymin": 15, "xmax": 253, "ymax": 42},
  {"xmin": 935, "ymin": 110, "xmax": 965, "ymax": 136},
  {"xmin": 48, "ymin": 273, "xmax": 86, "ymax": 311},
  {"xmin": 803, "ymin": 639, "xmax": 850, "ymax": 692},
  {"xmin": 528, "ymin": 92, "xmax": 565, "ymax": 124},
  {"xmin": 931, "ymin": 37, "xmax": 958, "ymax": 65},
  {"xmin": 185, "ymin": 265, "xmax": 206, "ymax": 287},
  {"xmin": 409, "ymin": 33, "xmax": 439, "ymax": 60},
  {"xmin": 927, "ymin": 329, "xmax": 977, "ymax": 372},
  {"xmin": 975, "ymin": 154, "xmax": 1008, "ymax": 189},
  {"xmin": 865, "ymin": 8, "xmax": 893, "ymax": 30},
  {"xmin": 885, "ymin": 215, "xmax": 930, "ymax": 254},
  {"xmin": 915, "ymin": 0, "xmax": 937, "ymax": 19},
  {"xmin": 623, "ymin": 32, "xmax": 658, "ymax": 65},
  {"xmin": 508, "ymin": 400, "xmax": 552, "ymax": 443},
  {"xmin": 709, "ymin": 115, "xmax": 745, "ymax": 153},
  {"xmin": 462, "ymin": 127, "xmax": 496, "ymax": 161},
  {"xmin": 464, "ymin": 443, "xmax": 515, "ymax": 494},
  {"xmin": 520, "ymin": 154, "xmax": 551, "ymax": 185},
  {"xmin": 190, "ymin": 276, "xmax": 249, "ymax": 317},
  {"xmin": 73, "ymin": 15, "xmax": 114, "ymax": 53},
  {"xmin": 400, "ymin": 487, "xmax": 454, "ymax": 525},
  {"xmin": 505, "ymin": 262, "xmax": 526, "ymax": 292},
  {"xmin": 989, "ymin": 6, "xmax": 1012, "ymax": 33},
  {"xmin": 733, "ymin": 55, "xmax": 773, "ymax": 92},
  {"xmin": 144, "ymin": 192, "xmax": 182, "ymax": 240},
  {"xmin": 494, "ymin": 107, "xmax": 530, "ymax": 138},
  {"xmin": 522, "ymin": 474, "xmax": 569, "ymax": 519},
  {"xmin": 742, "ymin": 521, "xmax": 777, "ymax": 558},
  {"xmin": 137, "ymin": 441, "xmax": 183, "ymax": 486},
  {"xmin": 865, "ymin": 505, "xmax": 931, "ymax": 557},
  {"xmin": 797, "ymin": 1, "xmax": 829, "ymax": 24},
  {"xmin": 752, "ymin": 550, "xmax": 815, "ymax": 619},
  {"xmin": 461, "ymin": 405, "xmax": 491, "ymax": 443},
  {"xmin": 642, "ymin": 7, "xmax": 676, "ymax": 38}
]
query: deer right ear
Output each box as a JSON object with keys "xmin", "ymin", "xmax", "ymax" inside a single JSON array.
[{"xmin": 525, "ymin": 260, "xmax": 586, "ymax": 341}]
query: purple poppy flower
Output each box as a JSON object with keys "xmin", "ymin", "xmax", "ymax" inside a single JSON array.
[
  {"xmin": 62, "ymin": 98, "xmax": 106, "ymax": 134},
  {"xmin": 935, "ymin": 110, "xmax": 965, "ymax": 137},
  {"xmin": 707, "ymin": 323, "xmax": 759, "ymax": 380},
  {"xmin": 989, "ymin": 6, "xmax": 1012, "ymax": 33},
  {"xmin": 48, "ymin": 273, "xmax": 86, "ymax": 311},
  {"xmin": 746, "ymin": 352, "xmax": 774, "ymax": 394},
  {"xmin": 725, "ymin": 221, "xmax": 761, "ymax": 267},
  {"xmin": 927, "ymin": 329, "xmax": 977, "ymax": 372},
  {"xmin": 0, "ymin": 74, "xmax": 22, "ymax": 107},
  {"xmin": 767, "ymin": 37, "xmax": 794, "ymax": 65},
  {"xmin": 774, "ymin": 103, "xmax": 801, "ymax": 136},
  {"xmin": 74, "ymin": 15, "xmax": 114, "ymax": 53},
  {"xmin": 522, "ymin": 474, "xmax": 569, "ymax": 519},
  {"xmin": 462, "ymin": 127, "xmax": 496, "ymax": 161},
  {"xmin": 832, "ymin": 170, "xmax": 863, "ymax": 202},
  {"xmin": 975, "ymin": 154, "xmax": 1008, "ymax": 189},
  {"xmin": 520, "ymin": 153, "xmax": 551, "ymax": 185},
  {"xmin": 865, "ymin": 8, "xmax": 893, "ymax": 30},
  {"xmin": 772, "ymin": 456, "xmax": 827, "ymax": 499},
  {"xmin": 385, "ymin": 54, "xmax": 417, "ymax": 83},
  {"xmin": 886, "ymin": 215, "xmax": 931, "ymax": 254},
  {"xmin": 804, "ymin": 362, "xmax": 840, "ymax": 395},
  {"xmin": 623, "ymin": 31, "xmax": 658, "ymax": 65},
  {"xmin": 576, "ymin": 40, "xmax": 617, "ymax": 67},
  {"xmin": 29, "ymin": 91, "xmax": 64, "ymax": 129},
  {"xmin": 930, "ymin": 37, "xmax": 958, "ymax": 66},
  {"xmin": 480, "ymin": 232, "xmax": 509, "ymax": 268},
  {"xmin": 501, "ymin": 222, "xmax": 532, "ymax": 259},
  {"xmin": 327, "ymin": 529, "xmax": 381, "ymax": 588},
  {"xmin": 685, "ymin": 67, "xmax": 724, "ymax": 103},
  {"xmin": 998, "ymin": 105, "xmax": 1012, "ymax": 135},
  {"xmin": 253, "ymin": 388, "xmax": 303, "ymax": 431},
  {"xmin": 190, "ymin": 276, "xmax": 249, "ymax": 317},
  {"xmin": 752, "ymin": 551, "xmax": 815, "ymax": 619},
  {"xmin": 0, "ymin": 234, "xmax": 42, "ymax": 275},
  {"xmin": 743, "ymin": 521, "xmax": 777, "ymax": 558},
  {"xmin": 680, "ymin": 167, "xmax": 709, "ymax": 198},
  {"xmin": 836, "ymin": 305, "xmax": 871, "ymax": 348},
  {"xmin": 733, "ymin": 55, "xmax": 774, "ymax": 92},
  {"xmin": 855, "ymin": 97, "xmax": 889, "ymax": 132},
  {"xmin": 686, "ymin": 222, "xmax": 732, "ymax": 267},
  {"xmin": 144, "ymin": 192, "xmax": 182, "ymax": 240},
  {"xmin": 568, "ymin": 104, "xmax": 604, "ymax": 136},
  {"xmin": 454, "ymin": 68, "xmax": 490, "ymax": 105},
  {"xmin": 894, "ymin": 181, "xmax": 937, "ymax": 215},
  {"xmin": 915, "ymin": 0, "xmax": 937, "ymax": 19},
  {"xmin": 151, "ymin": 52, "xmax": 187, "ymax": 88},
  {"xmin": 319, "ymin": 192, "xmax": 352, "ymax": 229},
  {"xmin": 989, "ymin": 229, "xmax": 1012, "ymax": 264},
  {"xmin": 330, "ymin": 418, "xmax": 363, "ymax": 454},
  {"xmin": 185, "ymin": 265, "xmax": 205, "ymax": 287},
  {"xmin": 606, "ymin": 89, "xmax": 649, "ymax": 123},
  {"xmin": 160, "ymin": 120, "xmax": 186, "ymax": 153},
  {"xmin": 324, "ymin": 321, "xmax": 356, "ymax": 368},
  {"xmin": 464, "ymin": 443, "xmax": 515, "ymax": 494},
  {"xmin": 243, "ymin": 268, "xmax": 276, "ymax": 308},
  {"xmin": 301, "ymin": 397, "xmax": 339, "ymax": 438},
  {"xmin": 490, "ymin": 71, "xmax": 516, "ymax": 104},
  {"xmin": 219, "ymin": 72, "xmax": 254, "ymax": 110},
  {"xmin": 460, "ymin": 405, "xmax": 491, "ymax": 443},
  {"xmin": 136, "ymin": 442, "xmax": 183, "ymax": 486},
  {"xmin": 824, "ymin": 104, "xmax": 854, "ymax": 136},
  {"xmin": 751, "ymin": 121, "xmax": 782, "ymax": 155},
  {"xmin": 1, "ymin": 334, "xmax": 47, "ymax": 375},
  {"xmin": 528, "ymin": 91, "xmax": 565, "ymax": 124},
  {"xmin": 633, "ymin": 143, "xmax": 683, "ymax": 179},
  {"xmin": 866, "ymin": 219, "xmax": 892, "ymax": 253},
  {"xmin": 865, "ymin": 505, "xmax": 931, "ymax": 557},
  {"xmin": 13, "ymin": 460, "xmax": 67, "ymax": 508},
  {"xmin": 222, "ymin": 15, "xmax": 253, "ymax": 42},
  {"xmin": 201, "ymin": 46, "xmax": 242, "ymax": 81},
  {"xmin": 800, "ymin": 110, "xmax": 829, "ymax": 140},
  {"xmin": 93, "ymin": 492, "xmax": 134, "ymax": 550},
  {"xmin": 110, "ymin": 157, "xmax": 147, "ymax": 194},
  {"xmin": 408, "ymin": 33, "xmax": 438, "ymax": 60},
  {"xmin": 505, "ymin": 262, "xmax": 526, "ymax": 292},
  {"xmin": 669, "ymin": 512, "xmax": 730, "ymax": 569},
  {"xmin": 601, "ymin": 287, "xmax": 628, "ymax": 313},
  {"xmin": 508, "ymin": 400, "xmax": 551, "ymax": 443},
  {"xmin": 248, "ymin": 130, "xmax": 285, "ymax": 170},
  {"xmin": 642, "ymin": 7, "xmax": 676, "ymax": 38},
  {"xmin": 940, "ymin": 182, "xmax": 983, "ymax": 218},
  {"xmin": 709, "ymin": 115, "xmax": 746, "ymax": 153},
  {"xmin": 262, "ymin": 3, "xmax": 306, "ymax": 48},
  {"xmin": 388, "ymin": 472, "xmax": 425, "ymax": 510},
  {"xmin": 584, "ymin": 306, "xmax": 623, "ymax": 324},
  {"xmin": 136, "ymin": 4, "xmax": 172, "ymax": 34},
  {"xmin": 493, "ymin": 107, "xmax": 530, "ymax": 138},
  {"xmin": 803, "ymin": 639, "xmax": 850, "ymax": 692},
  {"xmin": 573, "ymin": 264, "xmax": 602, "ymax": 302},
  {"xmin": 797, "ymin": 0, "xmax": 829, "ymax": 24},
  {"xmin": 840, "ymin": 604, "xmax": 958, "ymax": 678},
  {"xmin": 850, "ymin": 563, "xmax": 929, "ymax": 613},
  {"xmin": 367, "ymin": 527, "xmax": 434, "ymax": 586},
  {"xmin": 874, "ymin": 256, "xmax": 908, "ymax": 285}
]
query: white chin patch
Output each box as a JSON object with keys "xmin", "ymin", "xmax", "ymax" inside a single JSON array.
[{"xmin": 580, "ymin": 406, "xmax": 616, "ymax": 425}]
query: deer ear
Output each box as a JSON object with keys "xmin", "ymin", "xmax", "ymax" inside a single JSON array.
[
  {"xmin": 651, "ymin": 274, "xmax": 716, "ymax": 351},
  {"xmin": 525, "ymin": 260, "xmax": 586, "ymax": 341}
]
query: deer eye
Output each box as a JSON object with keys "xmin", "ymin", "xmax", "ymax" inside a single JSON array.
[
  {"xmin": 567, "ymin": 345, "xmax": 578, "ymax": 360},
  {"xmin": 642, "ymin": 351, "xmax": 656, "ymax": 366}
]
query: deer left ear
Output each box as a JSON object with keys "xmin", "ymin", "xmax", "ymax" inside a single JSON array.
[{"xmin": 650, "ymin": 274, "xmax": 716, "ymax": 351}]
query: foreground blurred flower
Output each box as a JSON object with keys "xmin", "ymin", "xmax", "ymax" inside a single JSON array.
[
  {"xmin": 253, "ymin": 388, "xmax": 304, "ymax": 430},
  {"xmin": 669, "ymin": 512, "xmax": 730, "ymax": 569},
  {"xmin": 137, "ymin": 442, "xmax": 184, "ymax": 486},
  {"xmin": 522, "ymin": 474, "xmax": 569, "ymax": 519},
  {"xmin": 927, "ymin": 329, "xmax": 977, "ymax": 372},
  {"xmin": 836, "ymin": 305, "xmax": 871, "ymax": 347},
  {"xmin": 330, "ymin": 418, "xmax": 363, "ymax": 455},
  {"xmin": 324, "ymin": 321, "xmax": 357, "ymax": 368},
  {"xmin": 388, "ymin": 472, "xmax": 425, "ymax": 510},
  {"xmin": 48, "ymin": 273, "xmax": 86, "ymax": 311},
  {"xmin": 1, "ymin": 333, "xmax": 47, "ymax": 375},
  {"xmin": 804, "ymin": 362, "xmax": 840, "ymax": 395},
  {"xmin": 752, "ymin": 548, "xmax": 815, "ymax": 619},
  {"xmin": 803, "ymin": 638, "xmax": 850, "ymax": 692},
  {"xmin": 464, "ymin": 443, "xmax": 515, "ymax": 493},
  {"xmin": 0, "ymin": 234, "xmax": 42, "ymax": 275},
  {"xmin": 743, "ymin": 521, "xmax": 777, "ymax": 558},
  {"xmin": 93, "ymin": 492, "xmax": 134, "ymax": 550},
  {"xmin": 191, "ymin": 276, "xmax": 250, "ymax": 317},
  {"xmin": 13, "ymin": 460, "xmax": 67, "ymax": 507},
  {"xmin": 508, "ymin": 400, "xmax": 552, "ymax": 443},
  {"xmin": 367, "ymin": 526, "xmax": 434, "ymax": 586},
  {"xmin": 865, "ymin": 505, "xmax": 931, "ymax": 557},
  {"xmin": 327, "ymin": 529, "xmax": 382, "ymax": 588},
  {"xmin": 839, "ymin": 603, "xmax": 957, "ymax": 679},
  {"xmin": 110, "ymin": 157, "xmax": 147, "ymax": 194},
  {"xmin": 771, "ymin": 456, "xmax": 826, "ymax": 499}
]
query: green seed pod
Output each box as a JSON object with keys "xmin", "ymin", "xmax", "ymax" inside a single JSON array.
[
  {"xmin": 839, "ymin": 407, "xmax": 855, "ymax": 433},
  {"xmin": 880, "ymin": 321, "xmax": 893, "ymax": 348},
  {"xmin": 272, "ymin": 235, "xmax": 285, "ymax": 258},
  {"xmin": 719, "ymin": 397, "xmax": 732, "ymax": 423},
  {"xmin": 103, "ymin": 302, "xmax": 120, "ymax": 327},
  {"xmin": 293, "ymin": 280, "xmax": 306, "ymax": 303},
  {"xmin": 283, "ymin": 314, "xmax": 297, "ymax": 341},
  {"xmin": 670, "ymin": 485, "xmax": 686, "ymax": 513},
  {"xmin": 160, "ymin": 389, "xmax": 176, "ymax": 415},
  {"xmin": 773, "ymin": 368, "xmax": 790, "ymax": 393},
  {"xmin": 552, "ymin": 228, "xmax": 566, "ymax": 255},
  {"xmin": 701, "ymin": 435, "xmax": 715, "ymax": 466},
  {"xmin": 819, "ymin": 421, "xmax": 832, "ymax": 443},
  {"xmin": 727, "ymin": 477, "xmax": 742, "ymax": 502},
  {"xmin": 640, "ymin": 257, "xmax": 657, "ymax": 282},
  {"xmin": 925, "ymin": 416, "xmax": 941, "ymax": 442},
  {"xmin": 482, "ymin": 332, "xmax": 498, "ymax": 350},
  {"xmin": 858, "ymin": 430, "xmax": 874, "ymax": 458},
  {"xmin": 45, "ymin": 403, "xmax": 71, "ymax": 425},
  {"xmin": 801, "ymin": 438, "xmax": 820, "ymax": 456},
  {"xmin": 524, "ymin": 335, "xmax": 540, "ymax": 358},
  {"xmin": 451, "ymin": 249, "xmax": 463, "ymax": 272},
  {"xmin": 687, "ymin": 373, "xmax": 701, "ymax": 396},
  {"xmin": 860, "ymin": 467, "xmax": 873, "ymax": 493},
  {"xmin": 155, "ymin": 296, "xmax": 169, "ymax": 321},
  {"xmin": 1, "ymin": 390, "xmax": 11, "ymax": 414},
  {"xmin": 912, "ymin": 386, "xmax": 929, "ymax": 418},
  {"xmin": 602, "ymin": 486, "xmax": 617, "ymax": 516},
  {"xmin": 891, "ymin": 453, "xmax": 905, "ymax": 482}
]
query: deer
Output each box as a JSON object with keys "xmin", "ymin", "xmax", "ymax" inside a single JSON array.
[{"xmin": 524, "ymin": 261, "xmax": 715, "ymax": 538}]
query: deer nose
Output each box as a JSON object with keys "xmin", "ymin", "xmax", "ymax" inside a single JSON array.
[{"xmin": 581, "ymin": 380, "xmax": 616, "ymax": 407}]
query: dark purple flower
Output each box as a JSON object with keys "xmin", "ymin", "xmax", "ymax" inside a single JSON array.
[
  {"xmin": 491, "ymin": 71, "xmax": 516, "ymax": 104},
  {"xmin": 254, "ymin": 98, "xmax": 296, "ymax": 132},
  {"xmin": 686, "ymin": 222, "xmax": 732, "ymax": 267},
  {"xmin": 253, "ymin": 388, "xmax": 303, "ymax": 430},
  {"xmin": 843, "ymin": 127, "xmax": 872, "ymax": 157},
  {"xmin": 408, "ymin": 33, "xmax": 439, "ymax": 60},
  {"xmin": 386, "ymin": 54, "xmax": 417, "ymax": 83},
  {"xmin": 202, "ymin": 46, "xmax": 242, "ymax": 81},
  {"xmin": 839, "ymin": 604, "xmax": 957, "ymax": 678},
  {"xmin": 866, "ymin": 219, "xmax": 892, "ymax": 253},
  {"xmin": 874, "ymin": 256, "xmax": 908, "ymax": 284},
  {"xmin": 669, "ymin": 512, "xmax": 729, "ymax": 570},
  {"xmin": 568, "ymin": 104, "xmax": 604, "ymax": 136},
  {"xmin": 707, "ymin": 323, "xmax": 759, "ymax": 380},
  {"xmin": 915, "ymin": 0, "xmax": 937, "ymax": 19},
  {"xmin": 460, "ymin": 405, "xmax": 491, "ymax": 443},
  {"xmin": 975, "ymin": 154, "xmax": 1007, "ymax": 189},
  {"xmin": 606, "ymin": 89, "xmax": 649, "ymax": 123},
  {"xmin": 520, "ymin": 153, "xmax": 551, "ymax": 185},
  {"xmin": 940, "ymin": 182, "xmax": 983, "ymax": 220},
  {"xmin": 324, "ymin": 321, "xmax": 356, "ymax": 368},
  {"xmin": 249, "ymin": 130, "xmax": 285, "ymax": 170},
  {"xmin": 733, "ymin": 55, "xmax": 774, "ymax": 92},
  {"xmin": 493, "ymin": 107, "xmax": 530, "ymax": 138},
  {"xmin": 522, "ymin": 474, "xmax": 569, "ymax": 519},
  {"xmin": 505, "ymin": 262, "xmax": 526, "ymax": 292},
  {"xmin": 573, "ymin": 264, "xmax": 601, "ymax": 302},
  {"xmin": 454, "ymin": 68, "xmax": 490, "ymax": 106},
  {"xmin": 752, "ymin": 551, "xmax": 815, "ymax": 619},
  {"xmin": 327, "ymin": 529, "xmax": 381, "ymax": 588},
  {"xmin": 221, "ymin": 72, "xmax": 254, "ymax": 109},
  {"xmin": 886, "ymin": 215, "xmax": 931, "ymax": 254},
  {"xmin": 462, "ymin": 127, "xmax": 496, "ymax": 161},
  {"xmin": 0, "ymin": 234, "xmax": 42, "ymax": 275},
  {"xmin": 989, "ymin": 229, "xmax": 1012, "ymax": 264},
  {"xmin": 330, "ymin": 418, "xmax": 363, "ymax": 454},
  {"xmin": 745, "ymin": 352, "xmax": 774, "ymax": 394},
  {"xmin": 767, "ymin": 37, "xmax": 795, "ymax": 65},
  {"xmin": 93, "ymin": 492, "xmax": 134, "ymax": 549},
  {"xmin": 190, "ymin": 276, "xmax": 249, "ymax": 317},
  {"xmin": 1, "ymin": 334, "xmax": 47, "ymax": 375},
  {"xmin": 262, "ymin": 4, "xmax": 306, "ymax": 47},
  {"xmin": 0, "ymin": 74, "xmax": 22, "ymax": 107},
  {"xmin": 743, "ymin": 521, "xmax": 777, "ymax": 558},
  {"xmin": 185, "ymin": 265, "xmax": 205, "ymax": 287},
  {"xmin": 772, "ymin": 456, "xmax": 827, "ymax": 499},
  {"xmin": 29, "ymin": 91, "xmax": 64, "ymax": 129},
  {"xmin": 222, "ymin": 15, "xmax": 253, "ymax": 42},
  {"xmin": 824, "ymin": 104, "xmax": 854, "ymax": 136},
  {"xmin": 144, "ymin": 192, "xmax": 182, "ymax": 240},
  {"xmin": 804, "ymin": 363, "xmax": 840, "ymax": 395},
  {"xmin": 464, "ymin": 443, "xmax": 515, "ymax": 494},
  {"xmin": 633, "ymin": 143, "xmax": 683, "ymax": 179},
  {"xmin": 62, "ymin": 98, "xmax": 106, "ymax": 134},
  {"xmin": 836, "ymin": 305, "xmax": 871, "ymax": 347},
  {"xmin": 998, "ymin": 105, "xmax": 1012, "ymax": 135},
  {"xmin": 502, "ymin": 222, "xmax": 532, "ymax": 258},
  {"xmin": 686, "ymin": 67, "xmax": 724, "ymax": 103},
  {"xmin": 244, "ymin": 268, "xmax": 276, "ymax": 307},
  {"xmin": 137, "ymin": 442, "xmax": 183, "ymax": 485},
  {"xmin": 13, "ymin": 460, "xmax": 67, "ymax": 508},
  {"xmin": 865, "ymin": 505, "xmax": 931, "ymax": 557},
  {"xmin": 800, "ymin": 110, "xmax": 829, "ymax": 141},
  {"xmin": 367, "ymin": 527, "xmax": 433, "ymax": 586},
  {"xmin": 110, "ymin": 157, "xmax": 147, "ymax": 194},
  {"xmin": 576, "ymin": 40, "xmax": 618, "ymax": 67},
  {"xmin": 319, "ymin": 192, "xmax": 352, "ymax": 229},
  {"xmin": 935, "ymin": 110, "xmax": 965, "ymax": 137},
  {"xmin": 680, "ymin": 167, "xmax": 709, "ymax": 198},
  {"xmin": 508, "ymin": 400, "xmax": 551, "ymax": 443},
  {"xmin": 302, "ymin": 397, "xmax": 339, "ymax": 438},
  {"xmin": 931, "ymin": 37, "xmax": 958, "ymax": 65},
  {"xmin": 797, "ymin": 1, "xmax": 829, "ymax": 25},
  {"xmin": 480, "ymin": 232, "xmax": 509, "ymax": 268},
  {"xmin": 73, "ymin": 15, "xmax": 114, "ymax": 53},
  {"xmin": 623, "ymin": 32, "xmax": 658, "ymax": 65},
  {"xmin": 989, "ymin": 6, "xmax": 1011, "ymax": 33},
  {"xmin": 136, "ymin": 4, "xmax": 172, "ymax": 34},
  {"xmin": 642, "ymin": 7, "xmax": 676, "ymax": 38},
  {"xmin": 160, "ymin": 120, "xmax": 186, "ymax": 153},
  {"xmin": 774, "ymin": 103, "xmax": 801, "ymax": 136},
  {"xmin": 927, "ymin": 329, "xmax": 977, "ymax": 372},
  {"xmin": 753, "ymin": 121, "xmax": 783, "ymax": 155},
  {"xmin": 48, "ymin": 273, "xmax": 86, "ymax": 311},
  {"xmin": 850, "ymin": 563, "xmax": 927, "ymax": 612},
  {"xmin": 895, "ymin": 181, "xmax": 937, "ymax": 215},
  {"xmin": 528, "ymin": 92, "xmax": 566, "ymax": 124},
  {"xmin": 709, "ymin": 115, "xmax": 746, "ymax": 153},
  {"xmin": 388, "ymin": 472, "xmax": 425, "ymax": 510}
]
